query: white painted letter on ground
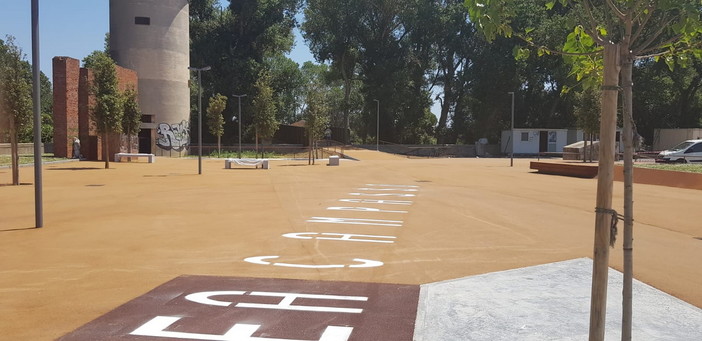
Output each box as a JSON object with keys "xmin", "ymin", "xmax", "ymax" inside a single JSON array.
[
  {"xmin": 306, "ymin": 217, "xmax": 403, "ymax": 227},
  {"xmin": 283, "ymin": 232, "xmax": 396, "ymax": 244},
  {"xmin": 244, "ymin": 256, "xmax": 384, "ymax": 269},
  {"xmin": 131, "ymin": 316, "xmax": 353, "ymax": 341},
  {"xmin": 327, "ymin": 206, "xmax": 407, "ymax": 214},
  {"xmin": 339, "ymin": 199, "xmax": 413, "ymax": 205},
  {"xmin": 185, "ymin": 291, "xmax": 367, "ymax": 313}
]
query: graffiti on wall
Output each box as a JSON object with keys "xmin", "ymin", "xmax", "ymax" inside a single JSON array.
[{"xmin": 156, "ymin": 120, "xmax": 190, "ymax": 151}]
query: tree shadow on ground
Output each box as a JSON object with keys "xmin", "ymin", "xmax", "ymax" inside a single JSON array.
[
  {"xmin": 47, "ymin": 167, "xmax": 102, "ymax": 171},
  {"xmin": 0, "ymin": 226, "xmax": 39, "ymax": 233}
]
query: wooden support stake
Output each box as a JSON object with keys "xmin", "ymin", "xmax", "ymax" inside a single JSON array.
[{"xmin": 589, "ymin": 43, "xmax": 620, "ymax": 341}]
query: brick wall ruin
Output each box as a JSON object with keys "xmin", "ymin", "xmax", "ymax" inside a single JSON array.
[{"xmin": 52, "ymin": 56, "xmax": 138, "ymax": 161}]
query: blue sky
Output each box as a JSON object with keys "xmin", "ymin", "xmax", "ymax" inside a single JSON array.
[
  {"xmin": 1, "ymin": 1, "xmax": 440, "ymax": 118},
  {"xmin": 0, "ymin": 1, "xmax": 314, "ymax": 78}
]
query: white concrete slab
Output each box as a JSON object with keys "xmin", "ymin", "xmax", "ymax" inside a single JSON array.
[{"xmin": 414, "ymin": 258, "xmax": 702, "ymax": 341}]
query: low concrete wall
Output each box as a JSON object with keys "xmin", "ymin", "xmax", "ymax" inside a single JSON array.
[
  {"xmin": 0, "ymin": 143, "xmax": 45, "ymax": 155},
  {"xmin": 614, "ymin": 165, "xmax": 702, "ymax": 191},
  {"xmin": 354, "ymin": 144, "xmax": 500, "ymax": 158}
]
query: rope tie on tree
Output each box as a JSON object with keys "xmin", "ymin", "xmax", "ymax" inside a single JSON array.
[
  {"xmin": 595, "ymin": 207, "xmax": 623, "ymax": 247},
  {"xmin": 600, "ymin": 85, "xmax": 622, "ymax": 91}
]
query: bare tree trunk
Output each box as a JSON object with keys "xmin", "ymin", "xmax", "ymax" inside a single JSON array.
[
  {"xmin": 437, "ymin": 94, "xmax": 450, "ymax": 144},
  {"xmin": 590, "ymin": 133, "xmax": 595, "ymax": 162},
  {"xmin": 255, "ymin": 130, "xmax": 259, "ymax": 158},
  {"xmin": 9, "ymin": 116, "xmax": 20, "ymax": 185},
  {"xmin": 583, "ymin": 134, "xmax": 588, "ymax": 163},
  {"xmin": 589, "ymin": 43, "xmax": 620, "ymax": 341},
  {"xmin": 103, "ymin": 131, "xmax": 110, "ymax": 169},
  {"xmin": 343, "ymin": 71, "xmax": 351, "ymax": 145},
  {"xmin": 217, "ymin": 136, "xmax": 221, "ymax": 157},
  {"xmin": 340, "ymin": 50, "xmax": 357, "ymax": 145},
  {"xmin": 620, "ymin": 50, "xmax": 635, "ymax": 341},
  {"xmin": 308, "ymin": 135, "xmax": 312, "ymax": 165}
]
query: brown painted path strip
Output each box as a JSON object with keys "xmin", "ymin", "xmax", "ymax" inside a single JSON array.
[{"xmin": 58, "ymin": 276, "xmax": 419, "ymax": 341}]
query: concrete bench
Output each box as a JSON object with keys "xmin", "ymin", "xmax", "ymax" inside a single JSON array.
[
  {"xmin": 328, "ymin": 155, "xmax": 340, "ymax": 166},
  {"xmin": 115, "ymin": 153, "xmax": 155, "ymax": 163},
  {"xmin": 530, "ymin": 161, "xmax": 598, "ymax": 178},
  {"xmin": 225, "ymin": 158, "xmax": 269, "ymax": 169}
]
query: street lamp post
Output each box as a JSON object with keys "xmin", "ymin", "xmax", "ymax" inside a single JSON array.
[
  {"xmin": 508, "ymin": 92, "xmax": 515, "ymax": 167},
  {"xmin": 188, "ymin": 66, "xmax": 211, "ymax": 175},
  {"xmin": 31, "ymin": 0, "xmax": 43, "ymax": 228},
  {"xmin": 232, "ymin": 94, "xmax": 247, "ymax": 158},
  {"xmin": 373, "ymin": 99, "xmax": 379, "ymax": 151}
]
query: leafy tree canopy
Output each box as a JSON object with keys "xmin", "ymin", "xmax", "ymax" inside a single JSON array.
[{"xmin": 206, "ymin": 93, "xmax": 227, "ymax": 137}]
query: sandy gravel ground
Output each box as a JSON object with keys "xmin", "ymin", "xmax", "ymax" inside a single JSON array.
[{"xmin": 1, "ymin": 153, "xmax": 700, "ymax": 340}]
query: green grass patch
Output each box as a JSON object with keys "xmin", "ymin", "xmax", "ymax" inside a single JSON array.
[
  {"xmin": 209, "ymin": 150, "xmax": 283, "ymax": 159},
  {"xmin": 634, "ymin": 163, "xmax": 702, "ymax": 174},
  {"xmin": 208, "ymin": 150, "xmax": 308, "ymax": 159},
  {"xmin": 0, "ymin": 154, "xmax": 67, "ymax": 167}
]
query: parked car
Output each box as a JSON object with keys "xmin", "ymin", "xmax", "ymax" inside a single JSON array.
[{"xmin": 656, "ymin": 139, "xmax": 702, "ymax": 163}]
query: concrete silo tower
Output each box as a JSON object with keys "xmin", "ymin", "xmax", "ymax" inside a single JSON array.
[{"xmin": 109, "ymin": 0, "xmax": 190, "ymax": 156}]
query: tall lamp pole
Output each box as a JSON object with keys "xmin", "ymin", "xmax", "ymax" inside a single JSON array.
[
  {"xmin": 31, "ymin": 0, "xmax": 43, "ymax": 228},
  {"xmin": 188, "ymin": 66, "xmax": 211, "ymax": 175},
  {"xmin": 508, "ymin": 92, "xmax": 515, "ymax": 167},
  {"xmin": 373, "ymin": 99, "xmax": 379, "ymax": 151},
  {"xmin": 232, "ymin": 94, "xmax": 247, "ymax": 158}
]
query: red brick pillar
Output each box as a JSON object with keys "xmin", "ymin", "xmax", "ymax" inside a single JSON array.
[
  {"xmin": 52, "ymin": 57, "xmax": 80, "ymax": 158},
  {"xmin": 78, "ymin": 68, "xmax": 97, "ymax": 160}
]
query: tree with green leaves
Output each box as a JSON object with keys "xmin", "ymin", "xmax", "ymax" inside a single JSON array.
[
  {"xmin": 15, "ymin": 70, "xmax": 53, "ymax": 144},
  {"xmin": 251, "ymin": 72, "xmax": 278, "ymax": 157},
  {"xmin": 121, "ymin": 88, "xmax": 142, "ymax": 154},
  {"xmin": 189, "ymin": 0, "xmax": 302, "ymax": 146},
  {"xmin": 0, "ymin": 36, "xmax": 32, "ymax": 185},
  {"xmin": 206, "ymin": 93, "xmax": 227, "ymax": 155},
  {"xmin": 574, "ymin": 87, "xmax": 601, "ymax": 162},
  {"xmin": 303, "ymin": 0, "xmax": 438, "ymax": 144},
  {"xmin": 465, "ymin": 0, "xmax": 702, "ymax": 339},
  {"xmin": 298, "ymin": 61, "xmax": 364, "ymax": 142},
  {"xmin": 426, "ymin": 1, "xmax": 476, "ymax": 143},
  {"xmin": 38, "ymin": 72, "xmax": 53, "ymax": 144},
  {"xmin": 303, "ymin": 82, "xmax": 331, "ymax": 165},
  {"xmin": 633, "ymin": 58, "xmax": 702, "ymax": 144},
  {"xmin": 303, "ymin": 0, "xmax": 363, "ymax": 144},
  {"xmin": 266, "ymin": 55, "xmax": 305, "ymax": 124},
  {"xmin": 85, "ymin": 51, "xmax": 123, "ymax": 169}
]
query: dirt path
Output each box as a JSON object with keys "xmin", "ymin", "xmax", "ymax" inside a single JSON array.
[{"xmin": 1, "ymin": 156, "xmax": 700, "ymax": 339}]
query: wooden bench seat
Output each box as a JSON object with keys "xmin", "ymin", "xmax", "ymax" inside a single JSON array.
[
  {"xmin": 530, "ymin": 161, "xmax": 598, "ymax": 178},
  {"xmin": 225, "ymin": 158, "xmax": 269, "ymax": 169},
  {"xmin": 115, "ymin": 153, "xmax": 155, "ymax": 163}
]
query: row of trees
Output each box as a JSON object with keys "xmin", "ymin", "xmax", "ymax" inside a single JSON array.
[
  {"xmin": 203, "ymin": 63, "xmax": 332, "ymax": 163},
  {"xmin": 190, "ymin": 0, "xmax": 350, "ymax": 156},
  {"xmin": 189, "ymin": 0, "xmax": 299, "ymax": 148},
  {"xmin": 1, "ymin": 34, "xmax": 141, "ymax": 182},
  {"xmin": 189, "ymin": 0, "xmax": 701, "ymax": 149},
  {"xmin": 0, "ymin": 36, "xmax": 52, "ymax": 185}
]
